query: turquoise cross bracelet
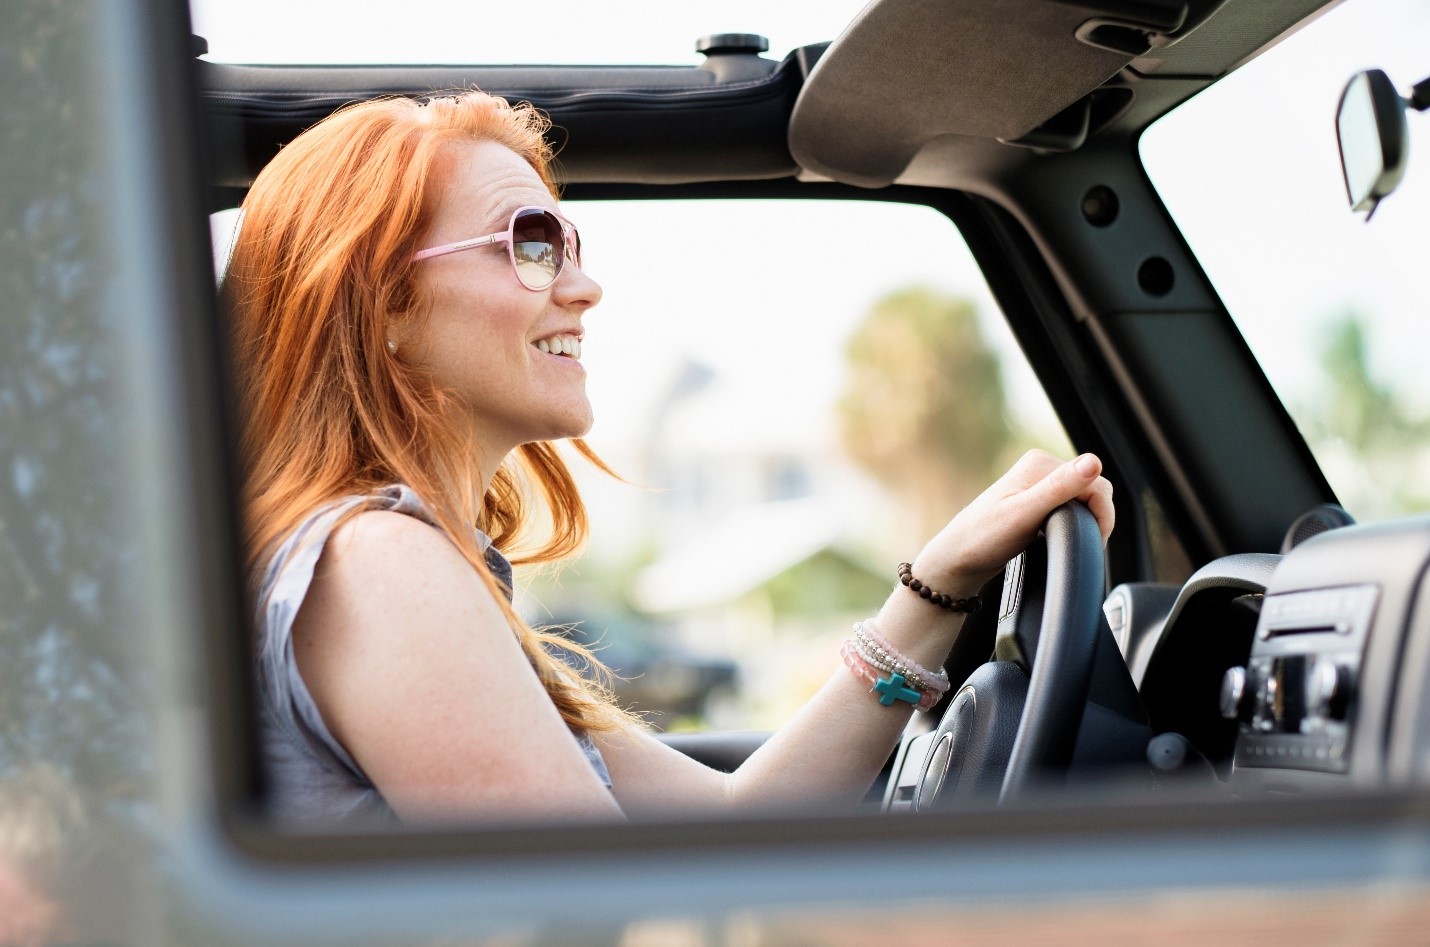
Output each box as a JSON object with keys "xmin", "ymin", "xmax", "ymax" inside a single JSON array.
[{"xmin": 873, "ymin": 671, "xmax": 923, "ymax": 706}]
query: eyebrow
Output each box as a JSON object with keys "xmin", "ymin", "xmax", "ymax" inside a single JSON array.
[
  {"xmin": 482, "ymin": 203, "xmax": 521, "ymax": 233},
  {"xmin": 483, "ymin": 198, "xmax": 549, "ymax": 233}
]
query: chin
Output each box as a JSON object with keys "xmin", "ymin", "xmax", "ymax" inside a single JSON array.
[
  {"xmin": 538, "ymin": 404, "xmax": 594, "ymax": 442},
  {"xmin": 560, "ymin": 414, "xmax": 595, "ymax": 441}
]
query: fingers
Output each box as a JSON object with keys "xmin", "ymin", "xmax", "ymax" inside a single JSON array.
[
  {"xmin": 1001, "ymin": 448, "xmax": 1067, "ymax": 491},
  {"xmin": 1005, "ymin": 453, "xmax": 1114, "ymax": 539},
  {"xmin": 1016, "ymin": 453, "xmax": 1101, "ymax": 511},
  {"xmin": 921, "ymin": 452, "xmax": 1115, "ymax": 582},
  {"xmin": 1080, "ymin": 475, "xmax": 1116, "ymax": 544}
]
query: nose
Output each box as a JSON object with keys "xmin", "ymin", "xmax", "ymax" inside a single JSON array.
[{"xmin": 553, "ymin": 258, "xmax": 602, "ymax": 311}]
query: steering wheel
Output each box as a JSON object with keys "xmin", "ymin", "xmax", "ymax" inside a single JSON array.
[{"xmin": 904, "ymin": 500, "xmax": 1106, "ymax": 808}]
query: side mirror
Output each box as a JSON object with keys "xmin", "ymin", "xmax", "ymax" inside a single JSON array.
[{"xmin": 1335, "ymin": 69, "xmax": 1408, "ymax": 219}]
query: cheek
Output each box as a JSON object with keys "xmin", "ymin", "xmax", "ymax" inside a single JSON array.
[{"xmin": 420, "ymin": 283, "xmax": 534, "ymax": 388}]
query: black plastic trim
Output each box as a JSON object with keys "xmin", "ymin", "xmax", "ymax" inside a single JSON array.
[
  {"xmin": 201, "ymin": 56, "xmax": 806, "ymax": 189},
  {"xmin": 151, "ymin": 0, "xmax": 268, "ymax": 818},
  {"xmin": 1137, "ymin": 552, "xmax": 1279, "ymax": 761},
  {"xmin": 962, "ymin": 198, "xmax": 1174, "ymax": 580}
]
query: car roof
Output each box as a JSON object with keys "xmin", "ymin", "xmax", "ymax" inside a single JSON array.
[{"xmin": 200, "ymin": 0, "xmax": 1340, "ymax": 204}]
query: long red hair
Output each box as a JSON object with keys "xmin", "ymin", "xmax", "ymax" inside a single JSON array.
[{"xmin": 225, "ymin": 92, "xmax": 631, "ymax": 733}]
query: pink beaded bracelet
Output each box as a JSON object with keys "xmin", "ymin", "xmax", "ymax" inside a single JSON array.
[
  {"xmin": 853, "ymin": 619, "xmax": 951, "ymax": 696},
  {"xmin": 840, "ymin": 640, "xmax": 940, "ymax": 711}
]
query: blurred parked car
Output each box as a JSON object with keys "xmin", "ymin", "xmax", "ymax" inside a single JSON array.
[{"xmin": 548, "ymin": 613, "xmax": 740, "ymax": 729}]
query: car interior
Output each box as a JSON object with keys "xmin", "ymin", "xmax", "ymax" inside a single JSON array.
[{"xmin": 194, "ymin": 0, "xmax": 1430, "ymax": 823}]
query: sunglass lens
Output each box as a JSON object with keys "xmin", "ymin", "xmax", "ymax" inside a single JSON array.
[{"xmin": 511, "ymin": 209, "xmax": 563, "ymax": 289}]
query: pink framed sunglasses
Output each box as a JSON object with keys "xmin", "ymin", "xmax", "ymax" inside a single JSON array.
[{"xmin": 412, "ymin": 205, "xmax": 582, "ymax": 291}]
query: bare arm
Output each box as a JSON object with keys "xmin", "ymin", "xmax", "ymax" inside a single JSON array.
[
  {"xmin": 596, "ymin": 450, "xmax": 1115, "ymax": 816},
  {"xmin": 291, "ymin": 510, "xmax": 625, "ymax": 823}
]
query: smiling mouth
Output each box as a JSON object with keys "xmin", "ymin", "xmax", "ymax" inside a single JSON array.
[{"xmin": 533, "ymin": 334, "xmax": 582, "ymax": 360}]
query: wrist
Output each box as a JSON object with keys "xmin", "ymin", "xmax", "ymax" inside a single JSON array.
[
  {"xmin": 907, "ymin": 554, "xmax": 986, "ymax": 600},
  {"xmin": 872, "ymin": 576, "xmax": 971, "ymax": 670}
]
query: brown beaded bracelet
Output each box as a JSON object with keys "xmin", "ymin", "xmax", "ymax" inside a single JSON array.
[{"xmin": 897, "ymin": 562, "xmax": 982, "ymax": 613}]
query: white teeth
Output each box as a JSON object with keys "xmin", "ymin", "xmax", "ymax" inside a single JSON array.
[{"xmin": 533, "ymin": 335, "xmax": 581, "ymax": 359}]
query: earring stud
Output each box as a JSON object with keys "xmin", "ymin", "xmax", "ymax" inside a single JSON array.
[{"xmin": 386, "ymin": 339, "xmax": 398, "ymax": 354}]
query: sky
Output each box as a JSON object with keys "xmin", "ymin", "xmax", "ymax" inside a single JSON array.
[
  {"xmin": 195, "ymin": 0, "xmax": 1430, "ymax": 521},
  {"xmin": 188, "ymin": 1, "xmax": 873, "ymax": 66}
]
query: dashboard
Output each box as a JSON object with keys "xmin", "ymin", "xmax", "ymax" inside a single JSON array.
[
  {"xmin": 1134, "ymin": 515, "xmax": 1430, "ymax": 793},
  {"xmin": 879, "ymin": 512, "xmax": 1430, "ymax": 812}
]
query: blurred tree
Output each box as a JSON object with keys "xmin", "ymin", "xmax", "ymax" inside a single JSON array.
[
  {"xmin": 1300, "ymin": 311, "xmax": 1430, "ymax": 517},
  {"xmin": 1310, "ymin": 313, "xmax": 1419, "ymax": 452},
  {"xmin": 1, "ymin": 0, "xmax": 153, "ymax": 798},
  {"xmin": 759, "ymin": 549, "xmax": 893, "ymax": 619},
  {"xmin": 838, "ymin": 287, "xmax": 1013, "ymax": 537}
]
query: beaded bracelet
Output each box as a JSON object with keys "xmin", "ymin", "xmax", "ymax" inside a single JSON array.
[
  {"xmin": 853, "ymin": 619, "xmax": 951, "ymax": 696},
  {"xmin": 851, "ymin": 631, "xmax": 931, "ymax": 692},
  {"xmin": 840, "ymin": 640, "xmax": 940, "ymax": 711},
  {"xmin": 851, "ymin": 632, "xmax": 946, "ymax": 697},
  {"xmin": 897, "ymin": 562, "xmax": 982, "ymax": 613}
]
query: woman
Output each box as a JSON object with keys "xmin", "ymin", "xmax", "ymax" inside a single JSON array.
[{"xmin": 226, "ymin": 92, "xmax": 1114, "ymax": 824}]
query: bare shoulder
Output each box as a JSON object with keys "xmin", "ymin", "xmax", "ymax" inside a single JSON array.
[
  {"xmin": 294, "ymin": 509, "xmax": 507, "ymax": 667},
  {"xmin": 315, "ymin": 510, "xmax": 493, "ymax": 609},
  {"xmin": 325, "ymin": 509, "xmax": 472, "ymax": 576},
  {"xmin": 287, "ymin": 508, "xmax": 623, "ymax": 820}
]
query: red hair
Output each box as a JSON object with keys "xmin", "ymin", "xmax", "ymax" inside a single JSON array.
[{"xmin": 226, "ymin": 92, "xmax": 631, "ymax": 733}]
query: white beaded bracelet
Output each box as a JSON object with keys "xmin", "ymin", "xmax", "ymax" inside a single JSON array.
[
  {"xmin": 853, "ymin": 619, "xmax": 951, "ymax": 696},
  {"xmin": 851, "ymin": 629, "xmax": 937, "ymax": 692}
]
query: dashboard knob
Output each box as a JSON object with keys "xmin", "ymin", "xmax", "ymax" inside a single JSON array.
[
  {"xmin": 1308, "ymin": 657, "xmax": 1352, "ymax": 721},
  {"xmin": 1220, "ymin": 665, "xmax": 1249, "ymax": 720}
]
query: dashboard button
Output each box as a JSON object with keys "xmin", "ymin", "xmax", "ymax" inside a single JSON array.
[{"xmin": 1308, "ymin": 656, "xmax": 1353, "ymax": 721}]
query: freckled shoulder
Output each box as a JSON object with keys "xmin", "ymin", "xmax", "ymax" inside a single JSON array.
[
  {"xmin": 318, "ymin": 509, "xmax": 492, "ymax": 605},
  {"xmin": 291, "ymin": 507, "xmax": 514, "ymax": 710}
]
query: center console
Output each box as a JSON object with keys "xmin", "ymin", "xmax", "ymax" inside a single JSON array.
[{"xmin": 1221, "ymin": 585, "xmax": 1377, "ymax": 775}]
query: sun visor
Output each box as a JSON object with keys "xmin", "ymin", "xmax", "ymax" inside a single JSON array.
[{"xmin": 789, "ymin": 0, "xmax": 1192, "ymax": 187}]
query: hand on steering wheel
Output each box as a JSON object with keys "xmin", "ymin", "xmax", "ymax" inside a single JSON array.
[
  {"xmin": 894, "ymin": 452, "xmax": 1116, "ymax": 810},
  {"xmin": 909, "ymin": 450, "xmax": 1114, "ymax": 596},
  {"xmin": 900, "ymin": 499, "xmax": 1110, "ymax": 809}
]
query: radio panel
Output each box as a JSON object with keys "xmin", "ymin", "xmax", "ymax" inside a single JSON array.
[{"xmin": 1223, "ymin": 585, "xmax": 1377, "ymax": 774}]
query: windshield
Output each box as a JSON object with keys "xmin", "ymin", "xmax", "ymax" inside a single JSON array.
[{"xmin": 1141, "ymin": 0, "xmax": 1430, "ymax": 522}]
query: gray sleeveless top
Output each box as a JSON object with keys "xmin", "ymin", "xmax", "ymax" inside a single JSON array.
[{"xmin": 254, "ymin": 483, "xmax": 612, "ymax": 824}]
